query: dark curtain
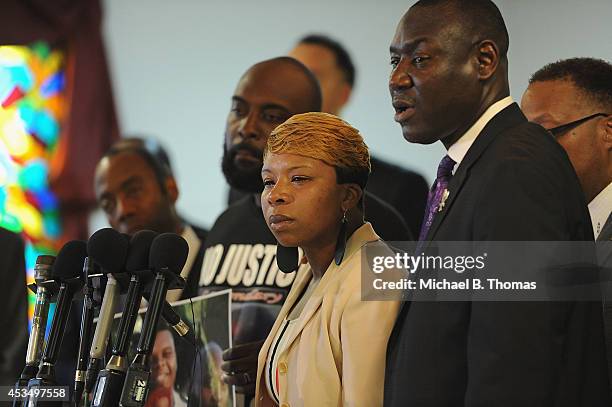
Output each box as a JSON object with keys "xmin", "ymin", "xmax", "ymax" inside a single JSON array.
[{"xmin": 0, "ymin": 0, "xmax": 120, "ymax": 242}]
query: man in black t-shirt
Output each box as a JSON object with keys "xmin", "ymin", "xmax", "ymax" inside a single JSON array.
[{"xmin": 200, "ymin": 58, "xmax": 320, "ymax": 398}]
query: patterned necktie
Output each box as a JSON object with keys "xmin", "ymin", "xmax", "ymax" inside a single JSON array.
[{"xmin": 418, "ymin": 155, "xmax": 456, "ymax": 242}]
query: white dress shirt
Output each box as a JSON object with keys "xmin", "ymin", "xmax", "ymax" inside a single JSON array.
[
  {"xmin": 447, "ymin": 96, "xmax": 514, "ymax": 169},
  {"xmin": 588, "ymin": 181, "xmax": 612, "ymax": 239}
]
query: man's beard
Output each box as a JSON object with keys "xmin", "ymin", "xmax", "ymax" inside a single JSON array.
[{"xmin": 221, "ymin": 142, "xmax": 264, "ymax": 194}]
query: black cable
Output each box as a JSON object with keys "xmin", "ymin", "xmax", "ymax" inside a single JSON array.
[{"xmin": 187, "ymin": 297, "xmax": 201, "ymax": 407}]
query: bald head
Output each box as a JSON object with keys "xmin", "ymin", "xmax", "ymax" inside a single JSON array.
[
  {"xmin": 222, "ymin": 57, "xmax": 322, "ymax": 193},
  {"xmin": 242, "ymin": 57, "xmax": 322, "ymax": 113},
  {"xmin": 411, "ymin": 0, "xmax": 509, "ymax": 60}
]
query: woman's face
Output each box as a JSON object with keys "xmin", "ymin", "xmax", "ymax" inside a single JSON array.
[
  {"xmin": 151, "ymin": 330, "xmax": 177, "ymax": 390},
  {"xmin": 261, "ymin": 152, "xmax": 345, "ymax": 248}
]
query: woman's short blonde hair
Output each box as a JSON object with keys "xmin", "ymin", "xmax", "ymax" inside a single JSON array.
[{"xmin": 265, "ymin": 112, "xmax": 371, "ymax": 188}]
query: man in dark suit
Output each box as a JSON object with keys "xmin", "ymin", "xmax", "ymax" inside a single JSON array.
[
  {"xmin": 0, "ymin": 227, "xmax": 27, "ymax": 386},
  {"xmin": 522, "ymin": 57, "xmax": 612, "ymax": 395},
  {"xmin": 384, "ymin": 1, "xmax": 610, "ymax": 406},
  {"xmin": 521, "ymin": 58, "xmax": 612, "ymax": 241}
]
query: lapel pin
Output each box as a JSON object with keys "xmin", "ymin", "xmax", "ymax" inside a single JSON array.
[{"xmin": 438, "ymin": 189, "xmax": 450, "ymax": 212}]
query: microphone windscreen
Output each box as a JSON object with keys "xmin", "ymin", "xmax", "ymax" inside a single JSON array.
[
  {"xmin": 149, "ymin": 233, "xmax": 189, "ymax": 275},
  {"xmin": 87, "ymin": 228, "xmax": 130, "ymax": 273},
  {"xmin": 54, "ymin": 240, "xmax": 88, "ymax": 280},
  {"xmin": 126, "ymin": 230, "xmax": 158, "ymax": 272}
]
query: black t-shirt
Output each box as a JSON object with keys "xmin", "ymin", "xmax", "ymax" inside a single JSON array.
[{"xmin": 198, "ymin": 195, "xmax": 307, "ymax": 345}]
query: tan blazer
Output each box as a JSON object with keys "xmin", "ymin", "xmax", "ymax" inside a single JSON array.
[{"xmin": 254, "ymin": 223, "xmax": 400, "ymax": 407}]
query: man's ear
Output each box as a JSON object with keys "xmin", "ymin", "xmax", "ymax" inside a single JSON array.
[
  {"xmin": 165, "ymin": 176, "xmax": 179, "ymax": 204},
  {"xmin": 338, "ymin": 83, "xmax": 352, "ymax": 110},
  {"xmin": 602, "ymin": 115, "xmax": 612, "ymax": 148},
  {"xmin": 341, "ymin": 184, "xmax": 362, "ymax": 212},
  {"xmin": 475, "ymin": 40, "xmax": 500, "ymax": 81}
]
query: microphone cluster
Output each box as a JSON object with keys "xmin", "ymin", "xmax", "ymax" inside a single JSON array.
[{"xmin": 12, "ymin": 228, "xmax": 192, "ymax": 407}]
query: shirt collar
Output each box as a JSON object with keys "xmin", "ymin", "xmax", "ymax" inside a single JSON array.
[
  {"xmin": 588, "ymin": 181, "xmax": 612, "ymax": 239},
  {"xmin": 447, "ymin": 96, "xmax": 514, "ymax": 167}
]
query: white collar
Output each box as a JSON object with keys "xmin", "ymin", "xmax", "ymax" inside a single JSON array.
[
  {"xmin": 588, "ymin": 181, "xmax": 612, "ymax": 239},
  {"xmin": 447, "ymin": 96, "xmax": 514, "ymax": 167},
  {"xmin": 166, "ymin": 224, "xmax": 202, "ymax": 302}
]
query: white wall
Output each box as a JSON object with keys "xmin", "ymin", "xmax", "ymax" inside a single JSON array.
[{"xmin": 101, "ymin": 0, "xmax": 612, "ymax": 229}]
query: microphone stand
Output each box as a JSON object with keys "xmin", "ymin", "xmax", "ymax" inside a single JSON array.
[{"xmin": 72, "ymin": 258, "xmax": 103, "ymax": 407}]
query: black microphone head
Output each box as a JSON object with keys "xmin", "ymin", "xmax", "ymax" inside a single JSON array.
[
  {"xmin": 54, "ymin": 240, "xmax": 88, "ymax": 280},
  {"xmin": 87, "ymin": 228, "xmax": 130, "ymax": 273},
  {"xmin": 149, "ymin": 233, "xmax": 189, "ymax": 275},
  {"xmin": 36, "ymin": 255, "xmax": 56, "ymax": 267},
  {"xmin": 126, "ymin": 230, "xmax": 158, "ymax": 272}
]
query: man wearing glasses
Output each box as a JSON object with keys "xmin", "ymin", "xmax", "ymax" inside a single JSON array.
[
  {"xmin": 521, "ymin": 57, "xmax": 612, "ymax": 395},
  {"xmin": 521, "ymin": 58, "xmax": 611, "ymax": 238}
]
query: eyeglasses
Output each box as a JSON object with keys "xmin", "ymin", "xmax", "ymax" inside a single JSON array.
[{"xmin": 547, "ymin": 112, "xmax": 610, "ymax": 138}]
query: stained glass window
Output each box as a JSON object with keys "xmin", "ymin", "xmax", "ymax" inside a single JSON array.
[{"xmin": 0, "ymin": 42, "xmax": 65, "ymax": 328}]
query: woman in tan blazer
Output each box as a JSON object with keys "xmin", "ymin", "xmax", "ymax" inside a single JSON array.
[{"xmin": 254, "ymin": 112, "xmax": 400, "ymax": 407}]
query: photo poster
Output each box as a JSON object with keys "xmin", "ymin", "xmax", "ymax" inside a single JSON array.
[{"xmin": 109, "ymin": 289, "xmax": 235, "ymax": 407}]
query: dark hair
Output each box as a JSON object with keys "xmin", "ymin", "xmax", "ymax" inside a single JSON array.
[
  {"xmin": 298, "ymin": 34, "xmax": 356, "ymax": 88},
  {"xmin": 529, "ymin": 58, "xmax": 612, "ymax": 110},
  {"xmin": 103, "ymin": 137, "xmax": 174, "ymax": 194},
  {"xmin": 413, "ymin": 0, "xmax": 509, "ymax": 58}
]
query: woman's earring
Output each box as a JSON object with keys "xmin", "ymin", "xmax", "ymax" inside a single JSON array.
[
  {"xmin": 334, "ymin": 210, "xmax": 348, "ymax": 266},
  {"xmin": 276, "ymin": 244, "xmax": 299, "ymax": 273}
]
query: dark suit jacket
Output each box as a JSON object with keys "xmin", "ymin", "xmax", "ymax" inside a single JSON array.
[
  {"xmin": 384, "ymin": 104, "xmax": 610, "ymax": 406},
  {"xmin": 368, "ymin": 155, "xmax": 428, "ymax": 238},
  {"xmin": 363, "ymin": 191, "xmax": 413, "ymax": 241},
  {"xmin": 0, "ymin": 228, "xmax": 27, "ymax": 386}
]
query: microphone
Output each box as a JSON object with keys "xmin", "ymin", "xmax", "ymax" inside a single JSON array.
[
  {"xmin": 90, "ymin": 230, "xmax": 157, "ymax": 407},
  {"xmin": 85, "ymin": 228, "xmax": 130, "ymax": 396},
  {"xmin": 151, "ymin": 300, "xmax": 195, "ymax": 344},
  {"xmin": 73, "ymin": 257, "xmax": 102, "ymax": 406},
  {"xmin": 25, "ymin": 241, "xmax": 87, "ymax": 406},
  {"xmin": 120, "ymin": 233, "xmax": 189, "ymax": 407},
  {"xmin": 12, "ymin": 255, "xmax": 56, "ymax": 407}
]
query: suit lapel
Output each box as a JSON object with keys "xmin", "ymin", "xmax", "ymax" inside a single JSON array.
[
  {"xmin": 278, "ymin": 274, "xmax": 331, "ymax": 352},
  {"xmin": 278, "ymin": 224, "xmax": 379, "ymax": 354},
  {"xmin": 393, "ymin": 104, "xmax": 528, "ymax": 322},
  {"xmin": 597, "ymin": 212, "xmax": 612, "ymax": 267},
  {"xmin": 256, "ymin": 267, "xmax": 311, "ymax": 383},
  {"xmin": 598, "ymin": 212, "xmax": 612, "ymax": 242},
  {"xmin": 423, "ymin": 103, "xmax": 528, "ymax": 245}
]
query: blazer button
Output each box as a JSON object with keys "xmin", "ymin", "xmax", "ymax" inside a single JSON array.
[
  {"xmin": 278, "ymin": 361, "xmax": 288, "ymax": 374},
  {"xmin": 280, "ymin": 403, "xmax": 290, "ymax": 407}
]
